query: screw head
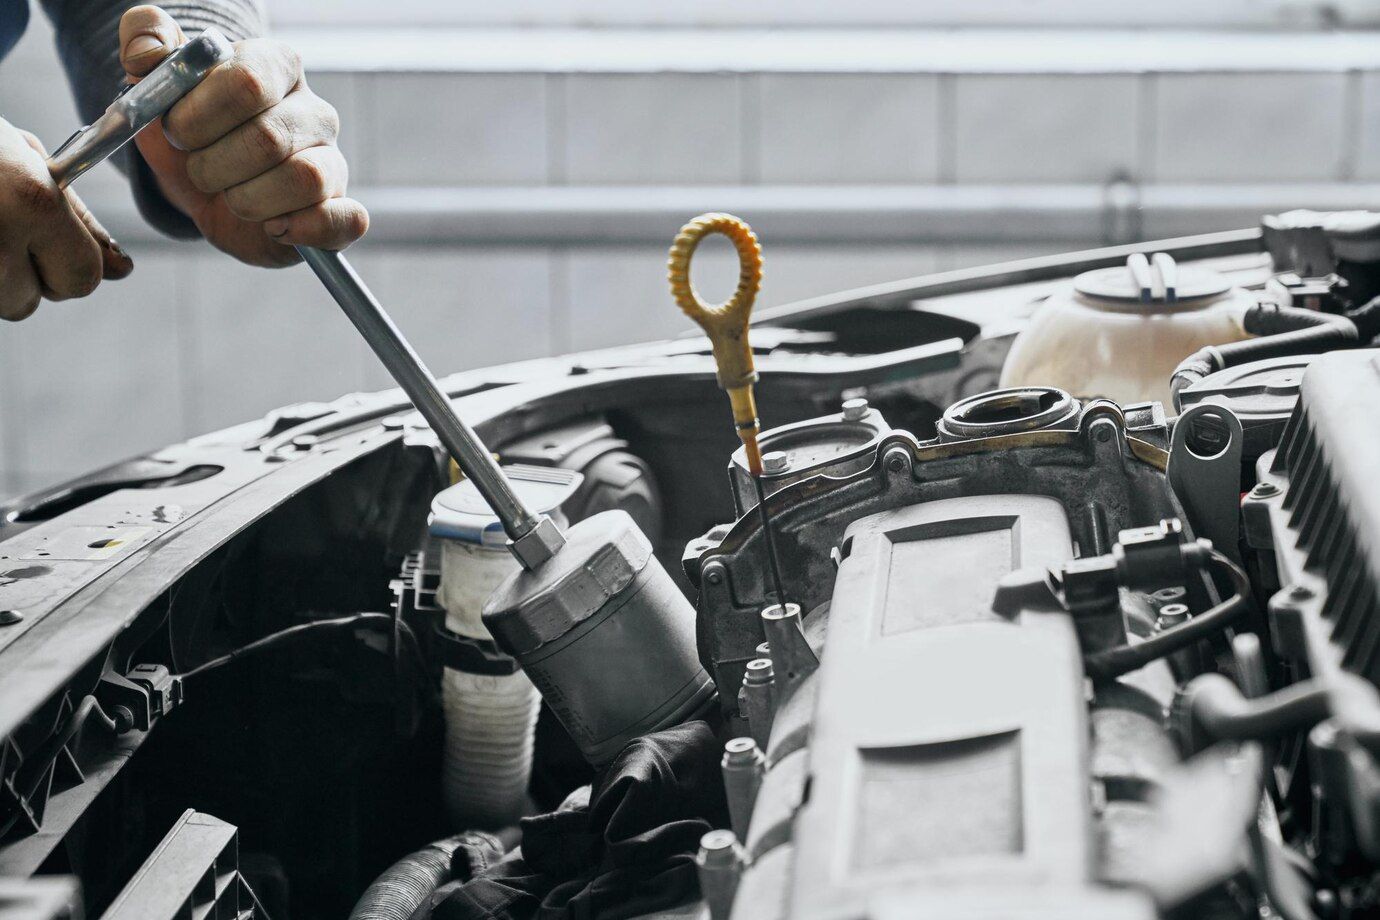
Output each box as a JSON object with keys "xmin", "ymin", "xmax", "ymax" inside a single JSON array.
[
  {"xmin": 704, "ymin": 564, "xmax": 725, "ymax": 586},
  {"xmin": 1289, "ymin": 584, "xmax": 1313, "ymax": 601},
  {"xmin": 884, "ymin": 449, "xmax": 910, "ymax": 474},
  {"xmin": 1252, "ymin": 482, "xmax": 1280, "ymax": 498},
  {"xmin": 762, "ymin": 451, "xmax": 789, "ymax": 475},
  {"xmin": 0, "ymin": 609, "xmax": 23, "ymax": 626},
  {"xmin": 841, "ymin": 397, "xmax": 869, "ymax": 421}
]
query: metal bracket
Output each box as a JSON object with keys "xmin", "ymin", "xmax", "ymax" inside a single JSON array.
[{"xmin": 1168, "ymin": 402, "xmax": 1244, "ymax": 562}]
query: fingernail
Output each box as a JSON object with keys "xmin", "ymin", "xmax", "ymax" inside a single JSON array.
[
  {"xmin": 105, "ymin": 238, "xmax": 135, "ymax": 278},
  {"xmin": 264, "ymin": 218, "xmax": 289, "ymax": 238},
  {"xmin": 124, "ymin": 34, "xmax": 165, "ymax": 60}
]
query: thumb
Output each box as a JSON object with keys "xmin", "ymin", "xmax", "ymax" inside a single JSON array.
[{"xmin": 119, "ymin": 5, "xmax": 186, "ymax": 79}]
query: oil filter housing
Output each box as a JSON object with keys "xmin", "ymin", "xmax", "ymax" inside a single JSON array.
[{"xmin": 482, "ymin": 509, "xmax": 714, "ymax": 766}]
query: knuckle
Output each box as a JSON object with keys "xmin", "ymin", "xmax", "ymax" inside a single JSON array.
[
  {"xmin": 13, "ymin": 174, "xmax": 61, "ymax": 215},
  {"xmin": 280, "ymin": 42, "xmax": 303, "ymax": 78},
  {"xmin": 47, "ymin": 246, "xmax": 102, "ymax": 300},
  {"xmin": 247, "ymin": 115, "xmax": 291, "ymax": 162},
  {"xmin": 316, "ymin": 98, "xmax": 341, "ymax": 138},
  {"xmin": 228, "ymin": 60, "xmax": 273, "ymax": 113},
  {"xmin": 1, "ymin": 292, "xmax": 40, "ymax": 320},
  {"xmin": 291, "ymin": 153, "xmax": 330, "ymax": 195}
]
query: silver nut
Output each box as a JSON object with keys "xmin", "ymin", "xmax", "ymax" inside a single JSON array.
[
  {"xmin": 697, "ymin": 829, "xmax": 742, "ymax": 867},
  {"xmin": 723, "ymin": 737, "xmax": 761, "ymax": 765},
  {"xmin": 841, "ymin": 397, "xmax": 869, "ymax": 421},
  {"xmin": 507, "ymin": 516, "xmax": 566, "ymax": 570},
  {"xmin": 744, "ymin": 658, "xmax": 775, "ymax": 684},
  {"xmin": 762, "ymin": 451, "xmax": 789, "ymax": 475}
]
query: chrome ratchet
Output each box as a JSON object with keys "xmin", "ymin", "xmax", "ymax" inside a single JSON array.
[
  {"xmin": 46, "ymin": 30, "xmax": 562, "ymax": 566},
  {"xmin": 47, "ymin": 29, "xmax": 234, "ymax": 187}
]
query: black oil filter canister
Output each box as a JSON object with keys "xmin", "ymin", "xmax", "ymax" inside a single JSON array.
[{"xmin": 482, "ymin": 509, "xmax": 714, "ymax": 765}]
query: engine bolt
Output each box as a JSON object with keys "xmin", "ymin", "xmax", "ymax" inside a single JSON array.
[
  {"xmin": 885, "ymin": 450, "xmax": 910, "ymax": 475},
  {"xmin": 1289, "ymin": 584, "xmax": 1313, "ymax": 601},
  {"xmin": 704, "ymin": 564, "xmax": 725, "ymax": 586},
  {"xmin": 1252, "ymin": 482, "xmax": 1280, "ymax": 497},
  {"xmin": 841, "ymin": 397, "xmax": 869, "ymax": 421},
  {"xmin": 0, "ymin": 609, "xmax": 22, "ymax": 626},
  {"xmin": 762, "ymin": 451, "xmax": 789, "ymax": 475}
]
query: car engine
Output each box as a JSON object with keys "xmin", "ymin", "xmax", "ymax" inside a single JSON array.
[{"xmin": 3, "ymin": 211, "xmax": 1380, "ymax": 920}]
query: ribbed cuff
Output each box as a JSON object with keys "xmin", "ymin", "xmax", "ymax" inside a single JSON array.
[{"xmin": 45, "ymin": 0, "xmax": 267, "ymax": 239}]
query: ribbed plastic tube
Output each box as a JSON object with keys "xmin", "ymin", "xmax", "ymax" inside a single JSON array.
[{"xmin": 438, "ymin": 539, "xmax": 541, "ymax": 829}]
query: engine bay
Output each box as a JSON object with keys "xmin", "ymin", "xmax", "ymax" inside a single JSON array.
[{"xmin": 3, "ymin": 213, "xmax": 1380, "ymax": 920}]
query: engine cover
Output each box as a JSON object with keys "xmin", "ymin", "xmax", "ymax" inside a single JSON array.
[{"xmin": 734, "ymin": 494, "xmax": 1155, "ymax": 918}]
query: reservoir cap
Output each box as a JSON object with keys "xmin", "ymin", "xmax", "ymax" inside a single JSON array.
[{"xmin": 430, "ymin": 464, "xmax": 582, "ymax": 546}]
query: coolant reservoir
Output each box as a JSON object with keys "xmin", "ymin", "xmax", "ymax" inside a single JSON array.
[
  {"xmin": 1000, "ymin": 253, "xmax": 1251, "ymax": 408},
  {"xmin": 429, "ymin": 465, "xmax": 581, "ymax": 829}
]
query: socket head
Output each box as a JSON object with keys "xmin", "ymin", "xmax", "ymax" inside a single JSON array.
[{"xmin": 507, "ymin": 515, "xmax": 567, "ymax": 570}]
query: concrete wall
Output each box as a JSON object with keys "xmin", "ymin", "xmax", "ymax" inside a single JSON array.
[{"xmin": 2, "ymin": 14, "xmax": 1378, "ymax": 498}]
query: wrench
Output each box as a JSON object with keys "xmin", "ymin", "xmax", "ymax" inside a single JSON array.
[{"xmin": 45, "ymin": 31, "xmax": 563, "ymax": 566}]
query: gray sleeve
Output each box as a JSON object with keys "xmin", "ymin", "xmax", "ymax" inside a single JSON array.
[{"xmin": 38, "ymin": 0, "xmax": 267, "ymax": 239}]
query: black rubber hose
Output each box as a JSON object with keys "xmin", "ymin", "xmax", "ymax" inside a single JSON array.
[
  {"xmin": 1083, "ymin": 550, "xmax": 1249, "ymax": 682},
  {"xmin": 1170, "ymin": 304, "xmax": 1360, "ymax": 410},
  {"xmin": 1179, "ymin": 674, "xmax": 1333, "ymax": 743},
  {"xmin": 1346, "ymin": 294, "xmax": 1380, "ymax": 340},
  {"xmin": 348, "ymin": 835, "xmax": 472, "ymax": 920}
]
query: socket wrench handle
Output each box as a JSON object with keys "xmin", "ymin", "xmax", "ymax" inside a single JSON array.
[
  {"xmin": 48, "ymin": 29, "xmax": 234, "ymax": 188},
  {"xmin": 35, "ymin": 27, "xmax": 562, "ymax": 569},
  {"xmin": 296, "ymin": 247, "xmax": 566, "ymax": 568}
]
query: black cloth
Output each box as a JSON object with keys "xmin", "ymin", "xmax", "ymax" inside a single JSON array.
[{"xmin": 432, "ymin": 720, "xmax": 728, "ymax": 920}]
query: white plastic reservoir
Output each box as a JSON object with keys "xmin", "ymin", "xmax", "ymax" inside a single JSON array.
[
  {"xmin": 429, "ymin": 465, "xmax": 581, "ymax": 830},
  {"xmin": 1000, "ymin": 252, "xmax": 1251, "ymax": 408}
]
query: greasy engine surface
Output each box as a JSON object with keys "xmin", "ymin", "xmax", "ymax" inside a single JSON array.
[
  {"xmin": 7, "ymin": 215, "xmax": 1380, "ymax": 920},
  {"xmin": 690, "ymin": 392, "xmax": 1186, "ymax": 920}
]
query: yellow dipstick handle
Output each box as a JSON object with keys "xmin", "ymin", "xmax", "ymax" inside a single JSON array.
[{"xmin": 667, "ymin": 213, "xmax": 766, "ymax": 474}]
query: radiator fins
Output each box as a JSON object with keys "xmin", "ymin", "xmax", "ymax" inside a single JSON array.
[{"xmin": 1274, "ymin": 390, "xmax": 1380, "ymax": 681}]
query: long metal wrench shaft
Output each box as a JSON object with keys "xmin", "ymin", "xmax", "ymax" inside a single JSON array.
[
  {"xmin": 39, "ymin": 29, "xmax": 553, "ymax": 549},
  {"xmin": 295, "ymin": 246, "xmax": 547, "ymax": 542}
]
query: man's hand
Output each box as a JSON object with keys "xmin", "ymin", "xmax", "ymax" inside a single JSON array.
[
  {"xmin": 122, "ymin": 5, "xmax": 368, "ymax": 267},
  {"xmin": 0, "ymin": 120, "xmax": 133, "ymax": 321}
]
